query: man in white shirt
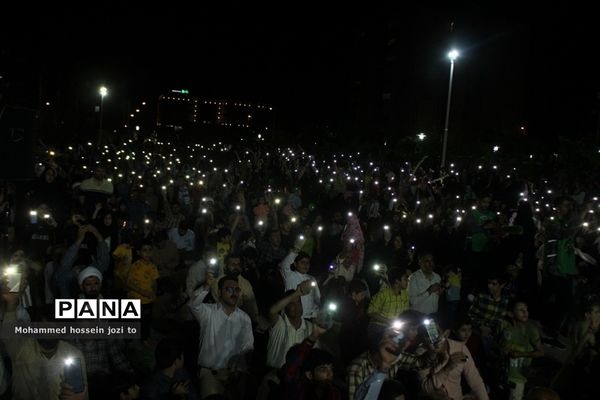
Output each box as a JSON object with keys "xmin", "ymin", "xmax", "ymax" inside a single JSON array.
[
  {"xmin": 168, "ymin": 221, "xmax": 195, "ymax": 253},
  {"xmin": 279, "ymin": 237, "xmax": 321, "ymax": 318},
  {"xmin": 408, "ymin": 253, "xmax": 442, "ymax": 315},
  {"xmin": 188, "ymin": 274, "xmax": 253, "ymax": 399},
  {"xmin": 1, "ymin": 293, "xmax": 89, "ymax": 400},
  {"xmin": 266, "ymin": 279, "xmax": 315, "ymax": 368}
]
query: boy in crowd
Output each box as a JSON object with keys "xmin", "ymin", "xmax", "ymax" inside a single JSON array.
[
  {"xmin": 127, "ymin": 240, "xmax": 159, "ymax": 343},
  {"xmin": 468, "ymin": 271, "xmax": 510, "ymax": 339},
  {"xmin": 500, "ymin": 299, "xmax": 544, "ymax": 400}
]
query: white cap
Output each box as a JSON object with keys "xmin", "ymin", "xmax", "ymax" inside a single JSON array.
[{"xmin": 78, "ymin": 266, "xmax": 103, "ymax": 287}]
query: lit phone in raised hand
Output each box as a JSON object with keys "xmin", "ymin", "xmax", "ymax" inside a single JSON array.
[
  {"xmin": 64, "ymin": 357, "xmax": 85, "ymax": 393},
  {"xmin": 3, "ymin": 267, "xmax": 22, "ymax": 293}
]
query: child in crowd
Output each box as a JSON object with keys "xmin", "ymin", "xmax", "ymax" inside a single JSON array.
[
  {"xmin": 127, "ymin": 240, "xmax": 159, "ymax": 343},
  {"xmin": 500, "ymin": 299, "xmax": 544, "ymax": 400}
]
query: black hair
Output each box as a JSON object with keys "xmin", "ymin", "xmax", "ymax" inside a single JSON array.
[
  {"xmin": 348, "ymin": 279, "xmax": 368, "ymax": 295},
  {"xmin": 217, "ymin": 275, "xmax": 239, "ymax": 291},
  {"xmin": 507, "ymin": 297, "xmax": 528, "ymax": 312},
  {"xmin": 487, "ymin": 269, "xmax": 508, "ymax": 285},
  {"xmin": 155, "ymin": 338, "xmax": 184, "ymax": 369},
  {"xmin": 301, "ymin": 348, "xmax": 334, "ymax": 373},
  {"xmin": 379, "ymin": 379, "xmax": 406, "ymax": 399},
  {"xmin": 293, "ymin": 251, "xmax": 310, "ymax": 264},
  {"xmin": 387, "ymin": 267, "xmax": 407, "ymax": 285}
]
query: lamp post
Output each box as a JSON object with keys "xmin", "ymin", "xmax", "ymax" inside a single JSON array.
[
  {"xmin": 99, "ymin": 86, "xmax": 108, "ymax": 130},
  {"xmin": 441, "ymin": 49, "xmax": 459, "ymax": 168}
]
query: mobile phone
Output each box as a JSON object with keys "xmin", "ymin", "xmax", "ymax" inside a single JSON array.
[
  {"xmin": 315, "ymin": 303, "xmax": 337, "ymax": 329},
  {"xmin": 423, "ymin": 319, "xmax": 441, "ymax": 344},
  {"xmin": 209, "ymin": 258, "xmax": 219, "ymax": 276},
  {"xmin": 3, "ymin": 266, "xmax": 22, "ymax": 293},
  {"xmin": 64, "ymin": 357, "xmax": 85, "ymax": 393},
  {"xmin": 29, "ymin": 210, "xmax": 38, "ymax": 224}
]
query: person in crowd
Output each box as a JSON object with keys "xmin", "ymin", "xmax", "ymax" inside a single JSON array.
[
  {"xmin": 367, "ymin": 267, "xmax": 410, "ymax": 342},
  {"xmin": 552, "ymin": 298, "xmax": 600, "ymax": 399},
  {"xmin": 54, "ymin": 223, "xmax": 109, "ymax": 298},
  {"xmin": 408, "ymin": 253, "xmax": 442, "ymax": 316},
  {"xmin": 126, "ymin": 240, "xmax": 159, "ymax": 343},
  {"xmin": 257, "ymin": 229, "xmax": 288, "ymax": 271},
  {"xmin": 540, "ymin": 196, "xmax": 579, "ymax": 350},
  {"xmin": 266, "ymin": 279, "xmax": 315, "ymax": 369},
  {"xmin": 281, "ymin": 322, "xmax": 341, "ymax": 400},
  {"xmin": 280, "ymin": 236, "xmax": 321, "ymax": 318},
  {"xmin": 168, "ymin": 220, "xmax": 195, "ymax": 263},
  {"xmin": 468, "ymin": 271, "xmax": 510, "ymax": 339},
  {"xmin": 499, "ymin": 299, "xmax": 545, "ymax": 400},
  {"xmin": 339, "ymin": 279, "xmax": 370, "ymax": 364},
  {"xmin": 1, "ymin": 292, "xmax": 89, "ymax": 400},
  {"xmin": 73, "ymin": 267, "xmax": 134, "ymax": 398},
  {"xmin": 188, "ymin": 275, "xmax": 254, "ymax": 399},
  {"xmin": 79, "ymin": 165, "xmax": 114, "ymax": 215},
  {"xmin": 141, "ymin": 338, "xmax": 198, "ymax": 400},
  {"xmin": 209, "ymin": 252, "xmax": 260, "ymax": 323},
  {"xmin": 415, "ymin": 319, "xmax": 489, "ymax": 400}
]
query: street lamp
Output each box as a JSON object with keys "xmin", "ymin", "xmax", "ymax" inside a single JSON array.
[
  {"xmin": 99, "ymin": 86, "xmax": 108, "ymax": 130},
  {"xmin": 441, "ymin": 49, "xmax": 459, "ymax": 168},
  {"xmin": 417, "ymin": 132, "xmax": 427, "ymax": 141}
]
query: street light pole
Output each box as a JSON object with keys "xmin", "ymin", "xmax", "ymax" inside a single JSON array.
[
  {"xmin": 441, "ymin": 50, "xmax": 459, "ymax": 168},
  {"xmin": 99, "ymin": 86, "xmax": 108, "ymax": 130}
]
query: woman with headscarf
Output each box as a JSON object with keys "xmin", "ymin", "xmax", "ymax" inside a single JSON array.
[{"xmin": 341, "ymin": 212, "xmax": 365, "ymax": 273}]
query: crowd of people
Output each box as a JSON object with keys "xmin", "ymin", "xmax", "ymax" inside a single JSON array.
[{"xmin": 0, "ymin": 134, "xmax": 598, "ymax": 400}]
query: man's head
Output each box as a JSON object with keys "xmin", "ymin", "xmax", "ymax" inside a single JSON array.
[
  {"xmin": 478, "ymin": 195, "xmax": 492, "ymax": 210},
  {"xmin": 452, "ymin": 316, "xmax": 473, "ymax": 343},
  {"xmin": 224, "ymin": 253, "xmax": 242, "ymax": 277},
  {"xmin": 301, "ymin": 348, "xmax": 334, "ymax": 383},
  {"xmin": 418, "ymin": 253, "xmax": 435, "ymax": 274},
  {"xmin": 509, "ymin": 299, "xmax": 529, "ymax": 323},
  {"xmin": 348, "ymin": 279, "xmax": 369, "ymax": 303},
  {"xmin": 218, "ymin": 275, "xmax": 241, "ymax": 307},
  {"xmin": 293, "ymin": 252, "xmax": 311, "ymax": 274},
  {"xmin": 282, "ymin": 289, "xmax": 304, "ymax": 319},
  {"xmin": 584, "ymin": 298, "xmax": 600, "ymax": 326},
  {"xmin": 556, "ymin": 196, "xmax": 574, "ymax": 218},
  {"xmin": 138, "ymin": 241, "xmax": 154, "ymax": 261},
  {"xmin": 44, "ymin": 168, "xmax": 57, "ymax": 183},
  {"xmin": 78, "ymin": 266, "xmax": 103, "ymax": 299},
  {"xmin": 155, "ymin": 338, "xmax": 185, "ymax": 370},
  {"xmin": 177, "ymin": 220, "xmax": 189, "ymax": 236},
  {"xmin": 388, "ymin": 267, "xmax": 409, "ymax": 293},
  {"xmin": 269, "ymin": 230, "xmax": 282, "ymax": 247},
  {"xmin": 486, "ymin": 271, "xmax": 507, "ymax": 298},
  {"xmin": 93, "ymin": 166, "xmax": 106, "ymax": 181}
]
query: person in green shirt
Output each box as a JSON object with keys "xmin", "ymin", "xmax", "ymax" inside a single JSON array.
[{"xmin": 500, "ymin": 299, "xmax": 544, "ymax": 400}]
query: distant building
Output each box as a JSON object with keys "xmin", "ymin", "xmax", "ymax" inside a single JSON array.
[{"xmin": 157, "ymin": 90, "xmax": 274, "ymax": 134}]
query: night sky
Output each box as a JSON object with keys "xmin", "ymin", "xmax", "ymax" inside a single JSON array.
[{"xmin": 1, "ymin": 4, "xmax": 599, "ymax": 146}]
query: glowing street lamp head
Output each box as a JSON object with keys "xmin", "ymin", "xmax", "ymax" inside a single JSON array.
[
  {"xmin": 448, "ymin": 49, "xmax": 459, "ymax": 61},
  {"xmin": 99, "ymin": 86, "xmax": 108, "ymax": 97},
  {"xmin": 417, "ymin": 133, "xmax": 426, "ymax": 141}
]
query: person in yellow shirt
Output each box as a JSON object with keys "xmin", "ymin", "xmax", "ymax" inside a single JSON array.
[
  {"xmin": 367, "ymin": 267, "xmax": 410, "ymax": 343},
  {"xmin": 112, "ymin": 243, "xmax": 133, "ymax": 297},
  {"xmin": 127, "ymin": 241, "xmax": 159, "ymax": 342}
]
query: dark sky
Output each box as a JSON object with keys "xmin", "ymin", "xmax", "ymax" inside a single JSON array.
[{"xmin": 2, "ymin": 4, "xmax": 600, "ymax": 143}]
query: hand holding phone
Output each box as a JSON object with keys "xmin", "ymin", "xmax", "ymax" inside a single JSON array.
[
  {"xmin": 3, "ymin": 266, "xmax": 22, "ymax": 293},
  {"xmin": 423, "ymin": 319, "xmax": 441, "ymax": 344},
  {"xmin": 63, "ymin": 357, "xmax": 85, "ymax": 393}
]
